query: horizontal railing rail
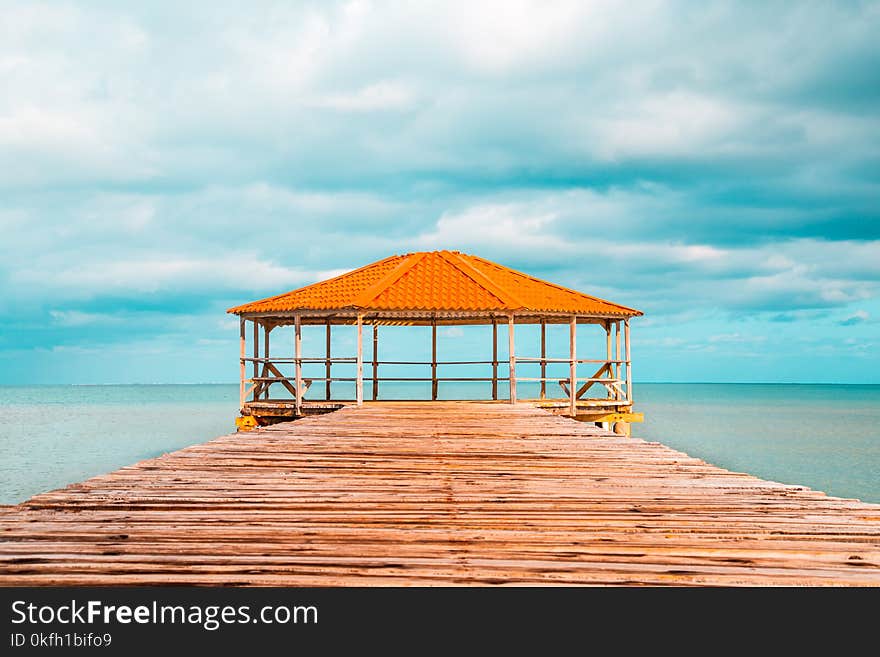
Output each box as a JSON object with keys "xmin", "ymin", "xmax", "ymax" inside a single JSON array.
[
  {"xmin": 242, "ymin": 357, "xmax": 629, "ymax": 366},
  {"xmin": 514, "ymin": 377, "xmax": 623, "ymax": 382},
  {"xmin": 515, "ymin": 357, "xmax": 630, "ymax": 364},
  {"xmin": 364, "ymin": 360, "xmax": 497, "ymax": 365},
  {"xmin": 248, "ymin": 376, "xmax": 513, "ymax": 383},
  {"xmin": 242, "ymin": 356, "xmax": 357, "ymax": 363},
  {"xmin": 241, "ymin": 357, "xmax": 629, "ymax": 406}
]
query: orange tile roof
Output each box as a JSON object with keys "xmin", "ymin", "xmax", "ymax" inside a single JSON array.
[{"xmin": 227, "ymin": 250, "xmax": 642, "ymax": 317}]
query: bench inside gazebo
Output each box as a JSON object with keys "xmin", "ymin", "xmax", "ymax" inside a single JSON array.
[{"xmin": 227, "ymin": 250, "xmax": 643, "ymax": 433}]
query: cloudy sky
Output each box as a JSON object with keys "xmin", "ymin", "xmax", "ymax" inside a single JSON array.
[{"xmin": 1, "ymin": 1, "xmax": 878, "ymax": 384}]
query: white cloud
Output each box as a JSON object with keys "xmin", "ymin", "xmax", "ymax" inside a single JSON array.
[
  {"xmin": 49, "ymin": 310, "xmax": 120, "ymax": 327},
  {"xmin": 592, "ymin": 92, "xmax": 745, "ymax": 160},
  {"xmin": 447, "ymin": 0, "xmax": 588, "ymax": 73},
  {"xmin": 417, "ymin": 203, "xmax": 566, "ymax": 252},
  {"xmin": 0, "ymin": 1, "xmax": 876, "ymax": 189},
  {"xmin": 708, "ymin": 333, "xmax": 766, "ymax": 344},
  {"xmin": 13, "ymin": 256, "xmax": 348, "ymax": 299},
  {"xmin": 840, "ymin": 310, "xmax": 870, "ymax": 326},
  {"xmin": 315, "ymin": 80, "xmax": 417, "ymax": 112}
]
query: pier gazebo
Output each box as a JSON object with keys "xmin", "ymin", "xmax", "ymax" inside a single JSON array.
[{"xmin": 228, "ymin": 250, "xmax": 643, "ymax": 431}]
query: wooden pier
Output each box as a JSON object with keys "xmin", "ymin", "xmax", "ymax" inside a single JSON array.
[{"xmin": 1, "ymin": 402, "xmax": 879, "ymax": 586}]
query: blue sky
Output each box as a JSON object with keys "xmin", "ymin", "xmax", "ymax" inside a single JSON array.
[{"xmin": 0, "ymin": 1, "xmax": 878, "ymax": 384}]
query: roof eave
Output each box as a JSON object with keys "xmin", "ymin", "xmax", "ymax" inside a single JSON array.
[{"xmin": 229, "ymin": 306, "xmax": 643, "ymax": 318}]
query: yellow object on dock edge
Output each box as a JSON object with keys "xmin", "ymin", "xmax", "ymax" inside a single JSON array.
[
  {"xmin": 235, "ymin": 415, "xmax": 258, "ymax": 432},
  {"xmin": 583, "ymin": 411, "xmax": 644, "ymax": 424}
]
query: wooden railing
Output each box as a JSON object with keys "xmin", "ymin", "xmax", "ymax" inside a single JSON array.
[
  {"xmin": 238, "ymin": 315, "xmax": 633, "ymax": 416},
  {"xmin": 239, "ymin": 356, "xmax": 629, "ymax": 406}
]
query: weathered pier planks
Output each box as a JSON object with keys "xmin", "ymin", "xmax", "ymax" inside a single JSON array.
[{"xmin": 1, "ymin": 402, "xmax": 879, "ymax": 586}]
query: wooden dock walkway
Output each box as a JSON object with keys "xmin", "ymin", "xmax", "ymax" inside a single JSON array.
[{"xmin": 1, "ymin": 402, "xmax": 879, "ymax": 586}]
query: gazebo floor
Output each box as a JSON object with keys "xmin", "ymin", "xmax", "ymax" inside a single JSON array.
[{"xmin": 240, "ymin": 397, "xmax": 635, "ymax": 425}]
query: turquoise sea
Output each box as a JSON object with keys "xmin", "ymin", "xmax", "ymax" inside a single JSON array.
[{"xmin": 0, "ymin": 383, "xmax": 877, "ymax": 505}]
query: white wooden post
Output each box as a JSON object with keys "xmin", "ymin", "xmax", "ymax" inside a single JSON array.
[
  {"xmin": 540, "ymin": 320, "xmax": 547, "ymax": 400},
  {"xmin": 356, "ymin": 314, "xmax": 364, "ymax": 406},
  {"xmin": 569, "ymin": 316, "xmax": 577, "ymax": 417},
  {"xmin": 491, "ymin": 320, "xmax": 498, "ymax": 401},
  {"xmin": 625, "ymin": 319, "xmax": 632, "ymax": 403},
  {"xmin": 239, "ymin": 318, "xmax": 246, "ymax": 409},
  {"xmin": 294, "ymin": 314, "xmax": 302, "ymax": 416},
  {"xmin": 615, "ymin": 321, "xmax": 622, "ymax": 400},
  {"xmin": 252, "ymin": 321, "xmax": 259, "ymax": 402},
  {"xmin": 263, "ymin": 324, "xmax": 271, "ymax": 400},
  {"xmin": 508, "ymin": 314, "xmax": 516, "ymax": 404},
  {"xmin": 431, "ymin": 320, "xmax": 438, "ymax": 401},
  {"xmin": 605, "ymin": 321, "xmax": 612, "ymax": 399},
  {"xmin": 372, "ymin": 323, "xmax": 379, "ymax": 401},
  {"xmin": 325, "ymin": 320, "xmax": 331, "ymax": 400}
]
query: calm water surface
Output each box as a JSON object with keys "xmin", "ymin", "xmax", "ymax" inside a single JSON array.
[{"xmin": 0, "ymin": 383, "xmax": 877, "ymax": 504}]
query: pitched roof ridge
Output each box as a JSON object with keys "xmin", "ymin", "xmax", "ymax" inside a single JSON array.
[
  {"xmin": 227, "ymin": 250, "xmax": 643, "ymax": 316},
  {"xmin": 439, "ymin": 250, "xmax": 525, "ymax": 310},
  {"xmin": 468, "ymin": 254, "xmax": 642, "ymax": 315},
  {"xmin": 226, "ymin": 254, "xmax": 404, "ymax": 314},
  {"xmin": 352, "ymin": 251, "xmax": 428, "ymax": 307}
]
